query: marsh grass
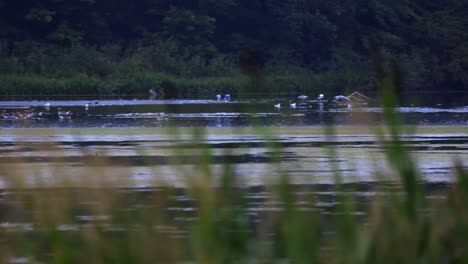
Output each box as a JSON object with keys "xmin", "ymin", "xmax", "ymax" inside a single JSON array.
[{"xmin": 0, "ymin": 69, "xmax": 368, "ymax": 100}]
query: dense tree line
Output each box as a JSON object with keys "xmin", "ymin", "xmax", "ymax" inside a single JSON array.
[{"xmin": 0, "ymin": 0, "xmax": 466, "ymax": 99}]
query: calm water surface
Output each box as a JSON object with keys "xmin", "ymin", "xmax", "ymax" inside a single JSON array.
[
  {"xmin": 0, "ymin": 99, "xmax": 467, "ymax": 128},
  {"xmin": 0, "ymin": 99, "xmax": 467, "ymax": 237},
  {"xmin": 0, "ymin": 99, "xmax": 467, "ymax": 188}
]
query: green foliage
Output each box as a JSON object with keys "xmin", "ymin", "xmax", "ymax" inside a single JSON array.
[
  {"xmin": 47, "ymin": 22, "xmax": 84, "ymax": 45},
  {"xmin": 162, "ymin": 6, "xmax": 217, "ymax": 55},
  {"xmin": 0, "ymin": 0, "xmax": 467, "ymax": 97},
  {"xmin": 25, "ymin": 8, "xmax": 56, "ymax": 23}
]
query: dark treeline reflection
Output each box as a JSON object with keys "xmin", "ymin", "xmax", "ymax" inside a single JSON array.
[{"xmin": 0, "ymin": 0, "xmax": 467, "ymax": 101}]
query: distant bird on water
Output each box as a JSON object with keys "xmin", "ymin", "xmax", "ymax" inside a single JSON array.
[
  {"xmin": 149, "ymin": 89, "xmax": 158, "ymax": 99},
  {"xmin": 1, "ymin": 110, "xmax": 9, "ymax": 119},
  {"xmin": 215, "ymin": 94, "xmax": 222, "ymax": 101},
  {"xmin": 23, "ymin": 108, "xmax": 37, "ymax": 119},
  {"xmin": 224, "ymin": 94, "xmax": 231, "ymax": 102},
  {"xmin": 57, "ymin": 108, "xmax": 72, "ymax": 119},
  {"xmin": 328, "ymin": 95, "xmax": 351, "ymax": 103},
  {"xmin": 290, "ymin": 102, "xmax": 296, "ymax": 108},
  {"xmin": 44, "ymin": 102, "xmax": 51, "ymax": 111},
  {"xmin": 328, "ymin": 95, "xmax": 352, "ymax": 108},
  {"xmin": 317, "ymin": 94, "xmax": 324, "ymax": 100},
  {"xmin": 274, "ymin": 103, "xmax": 281, "ymax": 109},
  {"xmin": 297, "ymin": 95, "xmax": 308, "ymax": 100}
]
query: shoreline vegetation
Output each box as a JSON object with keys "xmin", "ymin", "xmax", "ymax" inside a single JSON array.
[
  {"xmin": 1, "ymin": 71, "xmax": 466, "ymax": 104},
  {"xmin": 0, "ymin": 69, "xmax": 367, "ymax": 101}
]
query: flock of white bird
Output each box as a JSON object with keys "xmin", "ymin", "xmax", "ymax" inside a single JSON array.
[
  {"xmin": 215, "ymin": 94, "xmax": 231, "ymax": 102},
  {"xmin": 0, "ymin": 100, "xmax": 101, "ymax": 121},
  {"xmin": 0, "ymin": 90, "xmax": 355, "ymax": 121},
  {"xmin": 272, "ymin": 93, "xmax": 348, "ymax": 109}
]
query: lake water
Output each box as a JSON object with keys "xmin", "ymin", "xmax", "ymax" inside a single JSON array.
[
  {"xmin": 0, "ymin": 99, "xmax": 467, "ymax": 128},
  {"xmin": 0, "ymin": 99, "xmax": 467, "ymax": 240},
  {"xmin": 1, "ymin": 99, "xmax": 467, "ymax": 188}
]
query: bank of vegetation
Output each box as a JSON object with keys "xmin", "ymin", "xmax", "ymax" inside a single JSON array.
[{"xmin": 0, "ymin": 0, "xmax": 467, "ymax": 100}]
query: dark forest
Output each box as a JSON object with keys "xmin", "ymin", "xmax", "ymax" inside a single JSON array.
[{"xmin": 0, "ymin": 0, "xmax": 466, "ymax": 100}]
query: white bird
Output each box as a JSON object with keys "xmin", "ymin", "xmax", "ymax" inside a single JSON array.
[
  {"xmin": 1, "ymin": 110, "xmax": 9, "ymax": 119},
  {"xmin": 84, "ymin": 103, "xmax": 89, "ymax": 111},
  {"xmin": 290, "ymin": 102, "xmax": 296, "ymax": 108},
  {"xmin": 317, "ymin": 94, "xmax": 324, "ymax": 100},
  {"xmin": 224, "ymin": 94, "xmax": 231, "ymax": 102},
  {"xmin": 149, "ymin": 89, "xmax": 158, "ymax": 99},
  {"xmin": 328, "ymin": 95, "xmax": 351, "ymax": 103},
  {"xmin": 215, "ymin": 94, "xmax": 222, "ymax": 101},
  {"xmin": 57, "ymin": 108, "xmax": 72, "ymax": 119},
  {"xmin": 274, "ymin": 103, "xmax": 281, "ymax": 109},
  {"xmin": 44, "ymin": 102, "xmax": 51, "ymax": 111},
  {"xmin": 297, "ymin": 95, "xmax": 308, "ymax": 100},
  {"xmin": 328, "ymin": 95, "xmax": 352, "ymax": 108},
  {"xmin": 24, "ymin": 109, "xmax": 36, "ymax": 119}
]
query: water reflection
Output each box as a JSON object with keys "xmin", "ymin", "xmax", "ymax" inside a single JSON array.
[
  {"xmin": 0, "ymin": 131, "xmax": 466, "ymax": 187},
  {"xmin": 0, "ymin": 182, "xmax": 450, "ymax": 237}
]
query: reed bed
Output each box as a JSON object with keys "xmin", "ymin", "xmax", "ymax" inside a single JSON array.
[{"xmin": 0, "ymin": 69, "xmax": 369, "ymax": 100}]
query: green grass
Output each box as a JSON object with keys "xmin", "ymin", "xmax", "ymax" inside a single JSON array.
[{"xmin": 0, "ymin": 67, "xmax": 370, "ymax": 100}]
